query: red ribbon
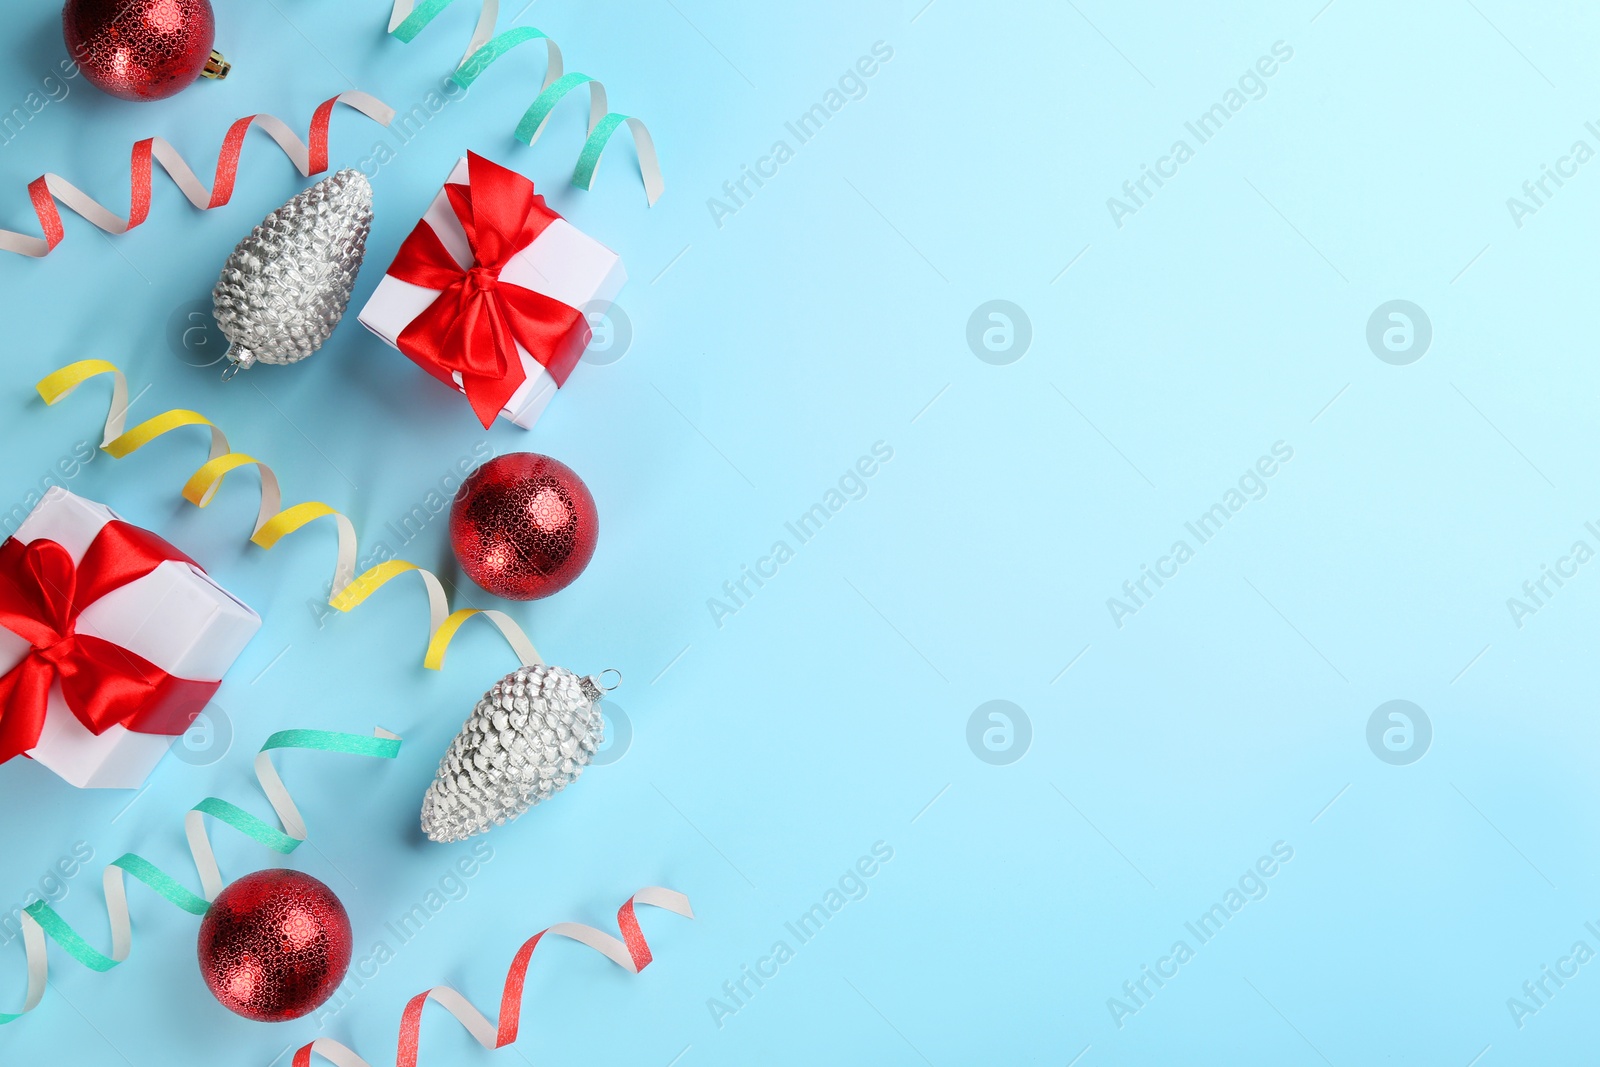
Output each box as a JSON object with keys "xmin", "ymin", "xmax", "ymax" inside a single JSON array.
[
  {"xmin": 0, "ymin": 521, "xmax": 221, "ymax": 766},
  {"xmin": 388, "ymin": 152, "xmax": 590, "ymax": 428}
]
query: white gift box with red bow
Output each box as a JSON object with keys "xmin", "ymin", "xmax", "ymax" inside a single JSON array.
[
  {"xmin": 0, "ymin": 489, "xmax": 260, "ymax": 788},
  {"xmin": 357, "ymin": 156, "xmax": 628, "ymax": 428}
]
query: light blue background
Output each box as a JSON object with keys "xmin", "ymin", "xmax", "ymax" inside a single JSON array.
[{"xmin": 0, "ymin": 0, "xmax": 1592, "ymax": 1063}]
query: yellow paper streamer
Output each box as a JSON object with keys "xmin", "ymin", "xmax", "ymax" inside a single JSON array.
[{"xmin": 36, "ymin": 360, "xmax": 541, "ymax": 671}]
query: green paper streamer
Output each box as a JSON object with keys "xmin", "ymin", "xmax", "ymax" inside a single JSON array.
[
  {"xmin": 390, "ymin": 2, "xmax": 662, "ymax": 203},
  {"xmin": 391, "ymin": 0, "xmax": 457, "ymax": 42},
  {"xmin": 454, "ymin": 26, "xmax": 557, "ymax": 86},
  {"xmin": 0, "ymin": 728, "xmax": 401, "ymax": 1024}
]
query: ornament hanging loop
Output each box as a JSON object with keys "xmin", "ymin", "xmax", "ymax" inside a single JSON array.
[
  {"xmin": 219, "ymin": 342, "xmax": 253, "ymax": 381},
  {"xmin": 596, "ymin": 668, "xmax": 622, "ymax": 692}
]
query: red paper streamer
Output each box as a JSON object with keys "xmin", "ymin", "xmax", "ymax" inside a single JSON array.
[
  {"xmin": 292, "ymin": 888, "xmax": 693, "ymax": 1067},
  {"xmin": 0, "ymin": 91, "xmax": 394, "ymax": 258}
]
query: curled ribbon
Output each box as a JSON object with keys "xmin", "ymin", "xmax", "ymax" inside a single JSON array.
[
  {"xmin": 0, "ymin": 728, "xmax": 401, "ymax": 1024},
  {"xmin": 1, "ymin": 92, "xmax": 394, "ymax": 258},
  {"xmin": 0, "ymin": 521, "xmax": 223, "ymax": 765},
  {"xmin": 386, "ymin": 0, "xmax": 663, "ymax": 204},
  {"xmin": 292, "ymin": 888, "xmax": 692, "ymax": 1067},
  {"xmin": 391, "ymin": 152, "xmax": 589, "ymax": 427},
  {"xmin": 37, "ymin": 360, "xmax": 541, "ymax": 672}
]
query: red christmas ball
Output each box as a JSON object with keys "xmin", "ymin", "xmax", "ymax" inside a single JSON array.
[
  {"xmin": 63, "ymin": 0, "xmax": 228, "ymax": 102},
  {"xmin": 450, "ymin": 453, "xmax": 599, "ymax": 600},
  {"xmin": 196, "ymin": 869, "xmax": 351, "ymax": 1022}
]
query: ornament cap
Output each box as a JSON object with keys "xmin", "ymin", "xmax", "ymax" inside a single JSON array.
[
  {"xmin": 220, "ymin": 342, "xmax": 254, "ymax": 380},
  {"xmin": 202, "ymin": 50, "xmax": 231, "ymax": 81}
]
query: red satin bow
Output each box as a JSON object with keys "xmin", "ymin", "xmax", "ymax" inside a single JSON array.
[
  {"xmin": 389, "ymin": 153, "xmax": 590, "ymax": 428},
  {"xmin": 0, "ymin": 521, "xmax": 221, "ymax": 766}
]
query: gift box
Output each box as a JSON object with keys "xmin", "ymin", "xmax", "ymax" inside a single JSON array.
[
  {"xmin": 0, "ymin": 488, "xmax": 260, "ymax": 788},
  {"xmin": 357, "ymin": 152, "xmax": 628, "ymax": 429}
]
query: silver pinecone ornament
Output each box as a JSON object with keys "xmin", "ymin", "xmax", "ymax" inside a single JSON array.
[
  {"xmin": 212, "ymin": 168, "xmax": 373, "ymax": 379},
  {"xmin": 421, "ymin": 664, "xmax": 608, "ymax": 844}
]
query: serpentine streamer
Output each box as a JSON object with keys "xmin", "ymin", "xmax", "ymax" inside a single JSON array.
[
  {"xmin": 0, "ymin": 92, "xmax": 394, "ymax": 258},
  {"xmin": 37, "ymin": 360, "xmax": 543, "ymax": 672},
  {"xmin": 0, "ymin": 728, "xmax": 401, "ymax": 1024},
  {"xmin": 291, "ymin": 888, "xmax": 693, "ymax": 1067},
  {"xmin": 385, "ymin": 0, "xmax": 663, "ymax": 204}
]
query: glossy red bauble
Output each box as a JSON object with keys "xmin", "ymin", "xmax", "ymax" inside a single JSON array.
[
  {"xmin": 450, "ymin": 453, "xmax": 599, "ymax": 601},
  {"xmin": 63, "ymin": 0, "xmax": 222, "ymax": 102},
  {"xmin": 196, "ymin": 869, "xmax": 351, "ymax": 1022}
]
